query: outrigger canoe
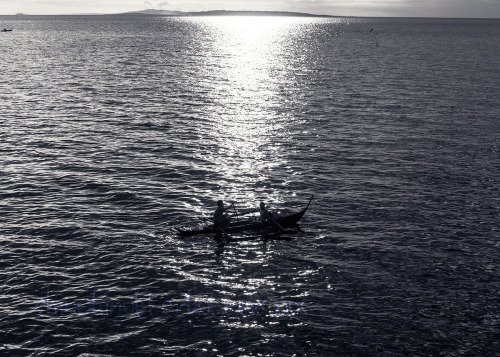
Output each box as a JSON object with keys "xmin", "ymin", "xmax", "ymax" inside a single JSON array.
[{"xmin": 176, "ymin": 195, "xmax": 313, "ymax": 238}]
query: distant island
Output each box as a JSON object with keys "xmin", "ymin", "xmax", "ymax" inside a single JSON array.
[
  {"xmin": 0, "ymin": 9, "xmax": 333, "ymax": 17},
  {"xmin": 118, "ymin": 9, "xmax": 332, "ymax": 17}
]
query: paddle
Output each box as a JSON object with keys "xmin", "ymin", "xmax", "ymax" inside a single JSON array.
[
  {"xmin": 230, "ymin": 202, "xmax": 240, "ymax": 223},
  {"xmin": 216, "ymin": 226, "xmax": 232, "ymax": 245},
  {"xmin": 200, "ymin": 215, "xmax": 231, "ymax": 245},
  {"xmin": 269, "ymin": 215, "xmax": 285, "ymax": 232}
]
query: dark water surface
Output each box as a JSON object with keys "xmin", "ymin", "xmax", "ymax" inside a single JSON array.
[{"xmin": 1, "ymin": 15, "xmax": 500, "ymax": 356}]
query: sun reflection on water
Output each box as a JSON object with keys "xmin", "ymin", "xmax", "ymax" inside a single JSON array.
[{"xmin": 186, "ymin": 16, "xmax": 321, "ymax": 205}]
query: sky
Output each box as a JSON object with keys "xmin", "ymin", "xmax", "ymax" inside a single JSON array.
[{"xmin": 1, "ymin": 0, "xmax": 500, "ymax": 18}]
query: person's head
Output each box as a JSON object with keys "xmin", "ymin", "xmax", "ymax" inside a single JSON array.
[
  {"xmin": 217, "ymin": 200, "xmax": 224, "ymax": 207},
  {"xmin": 260, "ymin": 202, "xmax": 265, "ymax": 210}
]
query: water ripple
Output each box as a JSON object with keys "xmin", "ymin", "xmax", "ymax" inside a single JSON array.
[{"xmin": 1, "ymin": 15, "xmax": 499, "ymax": 356}]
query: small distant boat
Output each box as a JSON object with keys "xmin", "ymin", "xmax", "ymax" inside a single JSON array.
[
  {"xmin": 1, "ymin": 29, "xmax": 13, "ymax": 32},
  {"xmin": 176, "ymin": 195, "xmax": 314, "ymax": 238}
]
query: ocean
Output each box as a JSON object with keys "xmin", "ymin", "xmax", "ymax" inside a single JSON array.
[{"xmin": 1, "ymin": 14, "xmax": 499, "ymax": 356}]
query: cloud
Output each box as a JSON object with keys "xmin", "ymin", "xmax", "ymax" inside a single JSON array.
[{"xmin": 158, "ymin": 1, "xmax": 171, "ymax": 8}]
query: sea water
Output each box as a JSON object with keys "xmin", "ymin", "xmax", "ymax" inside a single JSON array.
[{"xmin": 1, "ymin": 15, "xmax": 499, "ymax": 355}]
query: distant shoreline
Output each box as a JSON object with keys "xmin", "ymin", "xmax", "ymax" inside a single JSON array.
[
  {"xmin": 2, "ymin": 10, "xmax": 334, "ymax": 17},
  {"xmin": 125, "ymin": 10, "xmax": 333, "ymax": 17},
  {"xmin": 3, "ymin": 11, "xmax": 499, "ymax": 19}
]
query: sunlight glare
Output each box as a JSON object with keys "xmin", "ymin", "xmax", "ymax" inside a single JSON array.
[{"xmin": 187, "ymin": 16, "xmax": 320, "ymax": 204}]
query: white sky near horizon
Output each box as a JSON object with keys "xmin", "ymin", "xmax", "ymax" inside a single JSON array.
[{"xmin": 0, "ymin": 0, "xmax": 499, "ymax": 18}]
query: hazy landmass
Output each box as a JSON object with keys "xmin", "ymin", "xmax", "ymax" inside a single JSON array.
[
  {"xmin": 1, "ymin": 9, "xmax": 333, "ymax": 17},
  {"xmin": 120, "ymin": 9, "xmax": 332, "ymax": 17}
]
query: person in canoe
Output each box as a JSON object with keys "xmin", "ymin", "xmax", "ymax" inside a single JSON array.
[
  {"xmin": 213, "ymin": 200, "xmax": 234, "ymax": 228},
  {"xmin": 257, "ymin": 201, "xmax": 287, "ymax": 231},
  {"xmin": 258, "ymin": 202, "xmax": 271, "ymax": 222}
]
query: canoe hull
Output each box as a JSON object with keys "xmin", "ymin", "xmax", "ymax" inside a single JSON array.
[{"xmin": 176, "ymin": 207, "xmax": 307, "ymax": 238}]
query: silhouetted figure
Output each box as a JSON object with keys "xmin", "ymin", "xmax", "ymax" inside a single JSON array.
[
  {"xmin": 213, "ymin": 200, "xmax": 233, "ymax": 228},
  {"xmin": 258, "ymin": 202, "xmax": 271, "ymax": 222}
]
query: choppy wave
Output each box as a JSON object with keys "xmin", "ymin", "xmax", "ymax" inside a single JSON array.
[{"xmin": 1, "ymin": 15, "xmax": 499, "ymax": 355}]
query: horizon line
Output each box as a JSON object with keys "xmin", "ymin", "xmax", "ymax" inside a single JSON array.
[
  {"xmin": 1, "ymin": 9, "xmax": 499, "ymax": 19},
  {"xmin": 7, "ymin": 10, "xmax": 330, "ymax": 17}
]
